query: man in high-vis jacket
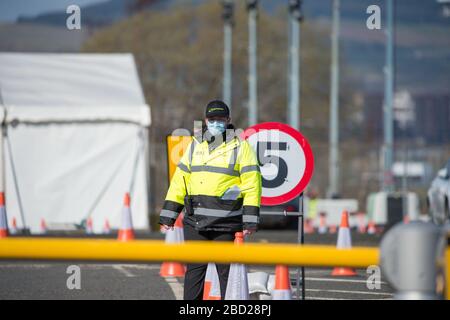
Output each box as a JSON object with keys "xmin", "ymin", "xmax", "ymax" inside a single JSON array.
[{"xmin": 159, "ymin": 100, "xmax": 262, "ymax": 300}]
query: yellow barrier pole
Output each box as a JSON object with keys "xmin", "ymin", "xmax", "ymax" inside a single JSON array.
[
  {"xmin": 446, "ymin": 246, "xmax": 450, "ymax": 300},
  {"xmin": 0, "ymin": 238, "xmax": 378, "ymax": 268}
]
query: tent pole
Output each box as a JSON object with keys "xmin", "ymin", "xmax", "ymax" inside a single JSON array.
[
  {"xmin": 144, "ymin": 127, "xmax": 152, "ymax": 233},
  {"xmin": 0, "ymin": 91, "xmax": 6, "ymax": 227}
]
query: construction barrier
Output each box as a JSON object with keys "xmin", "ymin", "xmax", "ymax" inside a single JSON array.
[
  {"xmin": 0, "ymin": 236, "xmax": 449, "ymax": 300},
  {"xmin": 447, "ymin": 245, "xmax": 450, "ymax": 300},
  {"xmin": 0, "ymin": 238, "xmax": 378, "ymax": 267}
]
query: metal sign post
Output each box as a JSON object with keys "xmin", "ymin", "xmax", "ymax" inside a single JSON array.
[
  {"xmin": 296, "ymin": 194, "xmax": 305, "ymax": 300},
  {"xmin": 243, "ymin": 122, "xmax": 313, "ymax": 301}
]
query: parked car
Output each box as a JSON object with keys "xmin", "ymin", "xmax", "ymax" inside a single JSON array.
[{"xmin": 427, "ymin": 159, "xmax": 450, "ymax": 225}]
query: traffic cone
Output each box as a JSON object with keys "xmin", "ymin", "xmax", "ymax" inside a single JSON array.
[
  {"xmin": 0, "ymin": 192, "xmax": 7, "ymax": 238},
  {"xmin": 272, "ymin": 265, "xmax": 292, "ymax": 300},
  {"xmin": 203, "ymin": 263, "xmax": 221, "ymax": 300},
  {"xmin": 367, "ymin": 220, "xmax": 377, "ymax": 235},
  {"xmin": 117, "ymin": 193, "xmax": 134, "ymax": 241},
  {"xmin": 160, "ymin": 214, "xmax": 185, "ymax": 277},
  {"xmin": 357, "ymin": 212, "xmax": 366, "ymax": 234},
  {"xmin": 225, "ymin": 232, "xmax": 249, "ymax": 300},
  {"xmin": 103, "ymin": 219, "xmax": 111, "ymax": 234},
  {"xmin": 331, "ymin": 211, "xmax": 357, "ymax": 276},
  {"xmin": 329, "ymin": 224, "xmax": 337, "ymax": 234},
  {"xmin": 318, "ymin": 213, "xmax": 327, "ymax": 234},
  {"xmin": 403, "ymin": 215, "xmax": 410, "ymax": 224},
  {"xmin": 40, "ymin": 218, "xmax": 47, "ymax": 235},
  {"xmin": 10, "ymin": 217, "xmax": 18, "ymax": 235},
  {"xmin": 86, "ymin": 217, "xmax": 94, "ymax": 235},
  {"xmin": 304, "ymin": 218, "xmax": 315, "ymax": 234}
]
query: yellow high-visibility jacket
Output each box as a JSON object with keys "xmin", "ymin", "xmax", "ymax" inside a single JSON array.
[{"xmin": 160, "ymin": 130, "xmax": 262, "ymax": 231}]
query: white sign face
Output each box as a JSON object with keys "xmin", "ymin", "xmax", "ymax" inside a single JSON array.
[
  {"xmin": 242, "ymin": 122, "xmax": 314, "ymax": 206},
  {"xmin": 247, "ymin": 130, "xmax": 306, "ymax": 198}
]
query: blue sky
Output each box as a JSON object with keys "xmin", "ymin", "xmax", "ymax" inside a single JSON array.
[{"xmin": 0, "ymin": 0, "xmax": 106, "ymax": 22}]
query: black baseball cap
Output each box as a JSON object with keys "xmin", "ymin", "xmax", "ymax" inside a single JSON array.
[{"xmin": 205, "ymin": 100, "xmax": 230, "ymax": 118}]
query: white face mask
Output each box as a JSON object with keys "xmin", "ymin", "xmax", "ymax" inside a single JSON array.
[{"xmin": 207, "ymin": 120, "xmax": 226, "ymax": 136}]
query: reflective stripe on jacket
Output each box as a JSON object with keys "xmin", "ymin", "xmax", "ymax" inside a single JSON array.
[{"xmin": 160, "ymin": 132, "xmax": 262, "ymax": 232}]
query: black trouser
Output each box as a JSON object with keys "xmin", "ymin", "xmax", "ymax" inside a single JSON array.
[{"xmin": 183, "ymin": 223, "xmax": 235, "ymax": 300}]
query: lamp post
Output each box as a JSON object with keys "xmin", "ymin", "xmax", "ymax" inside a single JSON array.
[
  {"xmin": 247, "ymin": 0, "xmax": 258, "ymax": 126},
  {"xmin": 222, "ymin": 0, "xmax": 234, "ymax": 108},
  {"xmin": 328, "ymin": 0, "xmax": 340, "ymax": 199},
  {"xmin": 287, "ymin": 0, "xmax": 303, "ymax": 130}
]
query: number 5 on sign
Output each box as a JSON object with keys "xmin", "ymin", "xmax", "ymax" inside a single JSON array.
[{"xmin": 241, "ymin": 122, "xmax": 314, "ymax": 206}]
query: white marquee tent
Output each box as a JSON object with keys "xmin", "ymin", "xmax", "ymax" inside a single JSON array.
[{"xmin": 0, "ymin": 53, "xmax": 151, "ymax": 234}]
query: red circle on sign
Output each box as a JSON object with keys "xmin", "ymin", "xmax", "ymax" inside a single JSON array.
[{"xmin": 241, "ymin": 122, "xmax": 314, "ymax": 206}]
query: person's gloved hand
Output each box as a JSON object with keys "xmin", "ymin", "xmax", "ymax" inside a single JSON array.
[
  {"xmin": 243, "ymin": 228, "xmax": 256, "ymax": 236},
  {"xmin": 161, "ymin": 224, "xmax": 174, "ymax": 231}
]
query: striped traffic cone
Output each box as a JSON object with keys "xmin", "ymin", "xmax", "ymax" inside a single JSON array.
[
  {"xmin": 272, "ymin": 265, "xmax": 292, "ymax": 300},
  {"xmin": 160, "ymin": 214, "xmax": 185, "ymax": 277},
  {"xmin": 367, "ymin": 220, "xmax": 377, "ymax": 235},
  {"xmin": 403, "ymin": 215, "xmax": 410, "ymax": 224},
  {"xmin": 10, "ymin": 217, "xmax": 18, "ymax": 235},
  {"xmin": 225, "ymin": 232, "xmax": 249, "ymax": 300},
  {"xmin": 331, "ymin": 211, "xmax": 357, "ymax": 276},
  {"xmin": 329, "ymin": 224, "xmax": 337, "ymax": 234},
  {"xmin": 86, "ymin": 217, "xmax": 94, "ymax": 235},
  {"xmin": 118, "ymin": 193, "xmax": 134, "ymax": 241},
  {"xmin": 40, "ymin": 218, "xmax": 48, "ymax": 235},
  {"xmin": 357, "ymin": 212, "xmax": 366, "ymax": 234},
  {"xmin": 0, "ymin": 192, "xmax": 7, "ymax": 238},
  {"xmin": 318, "ymin": 213, "xmax": 328, "ymax": 234},
  {"xmin": 203, "ymin": 263, "xmax": 221, "ymax": 300},
  {"xmin": 304, "ymin": 218, "xmax": 315, "ymax": 234},
  {"xmin": 103, "ymin": 219, "xmax": 111, "ymax": 234}
]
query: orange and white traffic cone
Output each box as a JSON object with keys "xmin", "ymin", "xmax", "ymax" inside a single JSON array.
[
  {"xmin": 86, "ymin": 217, "xmax": 94, "ymax": 235},
  {"xmin": 40, "ymin": 218, "xmax": 47, "ymax": 235},
  {"xmin": 357, "ymin": 212, "xmax": 366, "ymax": 234},
  {"xmin": 272, "ymin": 265, "xmax": 292, "ymax": 300},
  {"xmin": 103, "ymin": 219, "xmax": 111, "ymax": 234},
  {"xmin": 118, "ymin": 193, "xmax": 134, "ymax": 241},
  {"xmin": 225, "ymin": 232, "xmax": 249, "ymax": 300},
  {"xmin": 367, "ymin": 220, "xmax": 377, "ymax": 235},
  {"xmin": 0, "ymin": 192, "xmax": 8, "ymax": 238},
  {"xmin": 160, "ymin": 214, "xmax": 185, "ymax": 277},
  {"xmin": 403, "ymin": 215, "xmax": 410, "ymax": 224},
  {"xmin": 318, "ymin": 213, "xmax": 328, "ymax": 234},
  {"xmin": 10, "ymin": 217, "xmax": 18, "ymax": 235},
  {"xmin": 203, "ymin": 263, "xmax": 221, "ymax": 300},
  {"xmin": 331, "ymin": 211, "xmax": 357, "ymax": 276},
  {"xmin": 329, "ymin": 224, "xmax": 337, "ymax": 234},
  {"xmin": 304, "ymin": 218, "xmax": 315, "ymax": 234}
]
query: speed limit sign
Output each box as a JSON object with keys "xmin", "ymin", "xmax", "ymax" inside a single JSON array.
[{"xmin": 241, "ymin": 122, "xmax": 314, "ymax": 206}]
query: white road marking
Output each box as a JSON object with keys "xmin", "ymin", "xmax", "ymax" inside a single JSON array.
[
  {"xmin": 165, "ymin": 277, "xmax": 184, "ymax": 300},
  {"xmin": 72, "ymin": 264, "xmax": 161, "ymax": 271},
  {"xmin": 112, "ymin": 265, "xmax": 136, "ymax": 277},
  {"xmin": 0, "ymin": 264, "xmax": 52, "ymax": 269},
  {"xmin": 306, "ymin": 277, "xmax": 387, "ymax": 285},
  {"xmin": 305, "ymin": 297, "xmax": 349, "ymax": 300},
  {"xmin": 306, "ymin": 288, "xmax": 392, "ymax": 296}
]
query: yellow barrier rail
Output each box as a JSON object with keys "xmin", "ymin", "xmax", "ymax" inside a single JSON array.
[
  {"xmin": 0, "ymin": 238, "xmax": 379, "ymax": 268},
  {"xmin": 447, "ymin": 247, "xmax": 450, "ymax": 300}
]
